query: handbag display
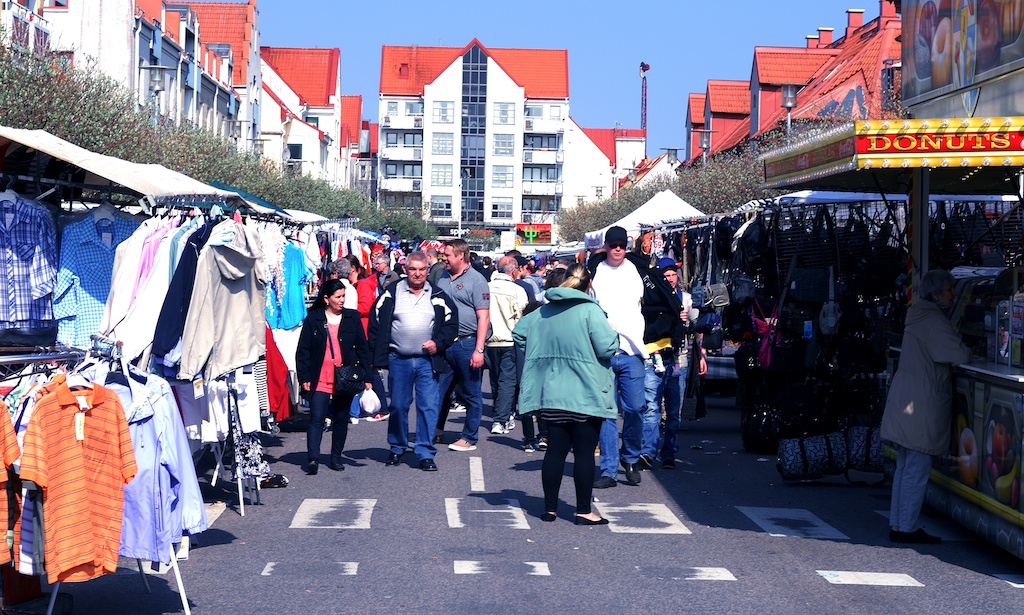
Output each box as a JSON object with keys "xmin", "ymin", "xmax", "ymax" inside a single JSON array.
[
  {"xmin": 777, "ymin": 431, "xmax": 847, "ymax": 480},
  {"xmin": 327, "ymin": 323, "xmax": 366, "ymax": 395},
  {"xmin": 845, "ymin": 424, "xmax": 883, "ymax": 472},
  {"xmin": 790, "ymin": 267, "xmax": 829, "ymax": 303},
  {"xmin": 730, "ymin": 272, "xmax": 756, "ymax": 305},
  {"xmin": 705, "ymin": 283, "xmax": 731, "ymax": 308}
]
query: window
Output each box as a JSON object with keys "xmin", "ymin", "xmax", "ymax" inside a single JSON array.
[
  {"xmin": 492, "ymin": 197, "xmax": 513, "ymax": 219},
  {"xmin": 383, "ymin": 194, "xmax": 397, "ymax": 207},
  {"xmin": 522, "ymin": 167, "xmax": 542, "ymax": 181},
  {"xmin": 405, "ymin": 101, "xmax": 424, "ymax": 116},
  {"xmin": 492, "ymin": 165, "xmax": 514, "ymax": 188},
  {"xmin": 387, "ymin": 101, "xmax": 398, "ymax": 115},
  {"xmin": 384, "ymin": 163, "xmax": 398, "ymax": 178},
  {"xmin": 431, "ymin": 196, "xmax": 453, "ymax": 218},
  {"xmin": 402, "ymin": 195, "xmax": 421, "ymax": 210},
  {"xmin": 287, "ymin": 144, "xmax": 302, "ymax": 160},
  {"xmin": 525, "ymin": 104, "xmax": 543, "ymax": 117},
  {"xmin": 461, "ymin": 135, "xmax": 485, "ymax": 159},
  {"xmin": 404, "ymin": 133, "xmax": 423, "ymax": 146},
  {"xmin": 524, "ymin": 197, "xmax": 560, "ymax": 213},
  {"xmin": 549, "ymin": 105, "xmax": 562, "ymax": 119},
  {"xmin": 306, "ymin": 116, "xmax": 319, "ymax": 127},
  {"xmin": 402, "ymin": 163, "xmax": 422, "ymax": 178},
  {"xmin": 493, "ymin": 134, "xmax": 514, "ymax": 156},
  {"xmin": 493, "ymin": 103, "xmax": 515, "ymax": 125},
  {"xmin": 462, "ymin": 197, "xmax": 484, "ymax": 223},
  {"xmin": 433, "ymin": 101, "xmax": 455, "ymax": 123},
  {"xmin": 431, "ymin": 164, "xmax": 453, "ymax": 187},
  {"xmin": 524, "ymin": 135, "xmax": 559, "ymax": 150},
  {"xmin": 385, "ymin": 132, "xmax": 399, "ymax": 147},
  {"xmin": 433, "ymin": 132, "xmax": 454, "ymax": 155}
]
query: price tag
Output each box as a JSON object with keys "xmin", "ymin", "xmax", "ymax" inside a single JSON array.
[
  {"xmin": 192, "ymin": 376, "xmax": 204, "ymax": 399},
  {"xmin": 75, "ymin": 413, "xmax": 85, "ymax": 441}
]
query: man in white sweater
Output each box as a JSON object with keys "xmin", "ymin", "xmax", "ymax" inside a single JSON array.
[{"xmin": 589, "ymin": 226, "xmax": 647, "ymax": 487}]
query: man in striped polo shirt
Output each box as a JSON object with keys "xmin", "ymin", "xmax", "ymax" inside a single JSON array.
[{"xmin": 369, "ymin": 252, "xmax": 458, "ymax": 471}]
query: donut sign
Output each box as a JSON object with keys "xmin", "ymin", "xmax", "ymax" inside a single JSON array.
[{"xmin": 903, "ymin": 0, "xmax": 1024, "ymax": 106}]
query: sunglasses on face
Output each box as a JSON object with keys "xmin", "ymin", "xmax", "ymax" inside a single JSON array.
[{"xmin": 608, "ymin": 242, "xmax": 627, "ymax": 250}]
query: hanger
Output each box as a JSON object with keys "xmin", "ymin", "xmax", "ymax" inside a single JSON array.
[
  {"xmin": 0, "ymin": 176, "xmax": 18, "ymax": 204},
  {"xmin": 92, "ymin": 198, "xmax": 117, "ymax": 224}
]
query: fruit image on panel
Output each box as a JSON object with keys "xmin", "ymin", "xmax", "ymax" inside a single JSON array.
[
  {"xmin": 952, "ymin": 378, "xmax": 979, "ymax": 488},
  {"xmin": 980, "ymin": 387, "xmax": 1021, "ymax": 508}
]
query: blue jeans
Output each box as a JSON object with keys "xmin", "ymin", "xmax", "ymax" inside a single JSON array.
[
  {"xmin": 386, "ymin": 353, "xmax": 440, "ymax": 460},
  {"xmin": 487, "ymin": 345, "xmax": 517, "ymax": 424},
  {"xmin": 598, "ymin": 353, "xmax": 645, "ymax": 478},
  {"xmin": 640, "ymin": 359, "xmax": 667, "ymax": 459},
  {"xmin": 890, "ymin": 446, "xmax": 933, "ymax": 532},
  {"xmin": 436, "ymin": 337, "xmax": 484, "ymax": 444},
  {"xmin": 659, "ymin": 366, "xmax": 686, "ymax": 461},
  {"xmin": 307, "ymin": 390, "xmax": 352, "ymax": 465}
]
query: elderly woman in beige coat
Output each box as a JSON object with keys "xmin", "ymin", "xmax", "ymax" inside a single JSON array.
[{"xmin": 882, "ymin": 269, "xmax": 971, "ymax": 545}]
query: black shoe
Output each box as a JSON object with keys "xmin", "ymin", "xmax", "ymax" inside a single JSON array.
[
  {"xmin": 638, "ymin": 454, "xmax": 654, "ymax": 470},
  {"xmin": 889, "ymin": 528, "xmax": 941, "ymax": 544},
  {"xmin": 419, "ymin": 458, "xmax": 438, "ymax": 472},
  {"xmin": 328, "ymin": 460, "xmax": 345, "ymax": 471},
  {"xmin": 620, "ymin": 460, "xmax": 642, "ymax": 485},
  {"xmin": 661, "ymin": 458, "xmax": 676, "ymax": 469},
  {"xmin": 385, "ymin": 452, "xmax": 403, "ymax": 466},
  {"xmin": 541, "ymin": 511, "xmax": 557, "ymax": 522},
  {"xmin": 433, "ymin": 434, "xmax": 444, "ymax": 445},
  {"xmin": 593, "ymin": 476, "xmax": 617, "ymax": 489},
  {"xmin": 574, "ymin": 515, "xmax": 609, "ymax": 526},
  {"xmin": 305, "ymin": 459, "xmax": 319, "ymax": 475}
]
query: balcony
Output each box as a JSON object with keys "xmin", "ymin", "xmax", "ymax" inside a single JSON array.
[
  {"xmin": 382, "ymin": 115, "xmax": 423, "ymax": 130},
  {"xmin": 523, "ymin": 148, "xmax": 563, "ymax": 165},
  {"xmin": 379, "ymin": 144, "xmax": 422, "ymax": 161},
  {"xmin": 2, "ymin": 2, "xmax": 50, "ymax": 52},
  {"xmin": 379, "ymin": 176, "xmax": 422, "ymax": 192},
  {"xmin": 524, "ymin": 117, "xmax": 563, "ymax": 134},
  {"xmin": 522, "ymin": 181, "xmax": 563, "ymax": 196}
]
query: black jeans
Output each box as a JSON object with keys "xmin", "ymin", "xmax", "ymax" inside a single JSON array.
[
  {"xmin": 542, "ymin": 416, "xmax": 602, "ymax": 515},
  {"xmin": 307, "ymin": 390, "xmax": 352, "ymax": 464}
]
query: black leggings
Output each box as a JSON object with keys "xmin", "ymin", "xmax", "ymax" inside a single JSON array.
[{"xmin": 542, "ymin": 417, "xmax": 602, "ymax": 515}]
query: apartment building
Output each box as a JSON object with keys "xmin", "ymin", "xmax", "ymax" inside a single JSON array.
[{"xmin": 378, "ymin": 39, "xmax": 632, "ymax": 234}]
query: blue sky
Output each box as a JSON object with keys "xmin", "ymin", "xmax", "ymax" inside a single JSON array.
[{"xmin": 257, "ymin": 1, "xmax": 884, "ymax": 154}]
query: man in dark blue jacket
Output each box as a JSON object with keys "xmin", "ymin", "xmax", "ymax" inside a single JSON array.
[{"xmin": 369, "ymin": 252, "xmax": 458, "ymax": 471}]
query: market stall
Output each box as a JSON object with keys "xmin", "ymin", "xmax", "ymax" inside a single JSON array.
[{"xmin": 759, "ymin": 116, "xmax": 1024, "ymax": 559}]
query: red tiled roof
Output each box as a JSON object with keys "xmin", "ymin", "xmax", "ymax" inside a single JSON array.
[
  {"xmin": 618, "ymin": 153, "xmax": 666, "ymax": 189},
  {"xmin": 187, "ymin": 0, "xmax": 257, "ymax": 86},
  {"xmin": 580, "ymin": 126, "xmax": 646, "ymax": 167},
  {"xmin": 340, "ymin": 95, "xmax": 362, "ymax": 149},
  {"xmin": 261, "ymin": 47, "xmax": 340, "ymax": 108},
  {"xmin": 706, "ymin": 80, "xmax": 749, "ymax": 115},
  {"xmin": 381, "ymin": 39, "xmax": 569, "ymax": 99},
  {"xmin": 688, "ymin": 93, "xmax": 706, "ymax": 125},
  {"xmin": 368, "ymin": 122, "xmax": 378, "ymax": 155},
  {"xmin": 136, "ymin": 0, "xmax": 162, "ymax": 26},
  {"xmin": 753, "ymin": 47, "xmax": 837, "ymax": 86}
]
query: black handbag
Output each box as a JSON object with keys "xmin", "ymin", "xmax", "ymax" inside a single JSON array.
[
  {"xmin": 327, "ymin": 323, "xmax": 366, "ymax": 395},
  {"xmin": 729, "ymin": 272, "xmax": 756, "ymax": 305}
]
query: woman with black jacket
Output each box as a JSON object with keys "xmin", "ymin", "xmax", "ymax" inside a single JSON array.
[{"xmin": 296, "ymin": 279, "xmax": 373, "ymax": 474}]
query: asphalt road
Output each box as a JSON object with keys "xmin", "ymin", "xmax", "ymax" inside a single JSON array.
[{"xmin": 39, "ymin": 390, "xmax": 1024, "ymax": 614}]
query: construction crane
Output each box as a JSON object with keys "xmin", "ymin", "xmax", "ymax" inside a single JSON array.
[{"xmin": 640, "ymin": 62, "xmax": 650, "ymax": 156}]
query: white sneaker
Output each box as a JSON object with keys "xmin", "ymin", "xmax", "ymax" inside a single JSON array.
[
  {"xmin": 448, "ymin": 439, "xmax": 477, "ymax": 452},
  {"xmin": 365, "ymin": 413, "xmax": 390, "ymax": 422},
  {"xmin": 350, "ymin": 417, "xmax": 359, "ymax": 425},
  {"xmin": 491, "ymin": 422, "xmax": 508, "ymax": 435},
  {"xmin": 505, "ymin": 417, "xmax": 516, "ymax": 431}
]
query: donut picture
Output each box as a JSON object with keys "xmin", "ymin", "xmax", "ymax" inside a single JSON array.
[
  {"xmin": 952, "ymin": 0, "xmax": 977, "ymax": 89},
  {"xmin": 977, "ymin": 0, "xmax": 1001, "ymax": 72},
  {"xmin": 917, "ymin": 0, "xmax": 940, "ymax": 80},
  {"xmin": 933, "ymin": 16, "xmax": 954, "ymax": 87}
]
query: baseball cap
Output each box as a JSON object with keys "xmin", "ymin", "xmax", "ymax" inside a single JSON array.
[
  {"xmin": 514, "ymin": 255, "xmax": 529, "ymax": 267},
  {"xmin": 604, "ymin": 226, "xmax": 628, "ymax": 245},
  {"xmin": 657, "ymin": 257, "xmax": 678, "ymax": 271}
]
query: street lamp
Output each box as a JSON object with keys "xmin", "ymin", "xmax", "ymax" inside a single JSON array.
[
  {"xmin": 660, "ymin": 147, "xmax": 682, "ymax": 164},
  {"xmin": 139, "ymin": 63, "xmax": 177, "ymax": 122},
  {"xmin": 781, "ymin": 83, "xmax": 800, "ymax": 143},
  {"xmin": 692, "ymin": 129, "xmax": 716, "ymax": 164}
]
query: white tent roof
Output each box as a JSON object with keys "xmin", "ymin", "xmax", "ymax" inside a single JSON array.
[
  {"xmin": 0, "ymin": 125, "xmax": 237, "ymax": 200},
  {"xmin": 584, "ymin": 190, "xmax": 704, "ymax": 248}
]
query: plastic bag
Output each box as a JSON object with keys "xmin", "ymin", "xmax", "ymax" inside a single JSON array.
[{"xmin": 359, "ymin": 389, "xmax": 382, "ymax": 415}]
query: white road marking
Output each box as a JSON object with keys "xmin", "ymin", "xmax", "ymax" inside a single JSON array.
[
  {"xmin": 593, "ymin": 503, "xmax": 692, "ymax": 534},
  {"xmin": 469, "ymin": 456, "xmax": 485, "ymax": 492},
  {"xmin": 444, "ymin": 497, "xmax": 531, "ymax": 529},
  {"xmin": 524, "ymin": 562, "xmax": 551, "ymax": 576},
  {"xmin": 338, "ymin": 562, "xmax": 358, "ymax": 575},
  {"xmin": 736, "ymin": 506, "xmax": 849, "ymax": 540},
  {"xmin": 454, "ymin": 561, "xmax": 488, "ymax": 574},
  {"xmin": 817, "ymin": 570, "xmax": 923, "ymax": 586},
  {"xmin": 289, "ymin": 498, "xmax": 377, "ymax": 529},
  {"xmin": 683, "ymin": 567, "xmax": 737, "ymax": 581},
  {"xmin": 995, "ymin": 573, "xmax": 1024, "ymax": 588},
  {"xmin": 204, "ymin": 501, "xmax": 227, "ymax": 527},
  {"xmin": 261, "ymin": 563, "xmax": 275, "ymax": 576}
]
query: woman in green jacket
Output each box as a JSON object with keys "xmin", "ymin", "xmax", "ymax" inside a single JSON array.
[{"xmin": 513, "ymin": 263, "xmax": 619, "ymax": 525}]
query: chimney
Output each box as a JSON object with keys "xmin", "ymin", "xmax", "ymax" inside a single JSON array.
[
  {"xmin": 846, "ymin": 9, "xmax": 865, "ymax": 39},
  {"xmin": 806, "ymin": 34, "xmax": 820, "ymax": 49},
  {"xmin": 880, "ymin": 0, "xmax": 897, "ymax": 18},
  {"xmin": 817, "ymin": 27, "xmax": 834, "ymax": 47}
]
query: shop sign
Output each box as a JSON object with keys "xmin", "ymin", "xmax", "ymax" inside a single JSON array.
[
  {"xmin": 763, "ymin": 136, "xmax": 856, "ymax": 182},
  {"xmin": 858, "ymin": 131, "xmax": 1023, "ymax": 155},
  {"xmin": 515, "ymin": 223, "xmax": 551, "ymax": 245}
]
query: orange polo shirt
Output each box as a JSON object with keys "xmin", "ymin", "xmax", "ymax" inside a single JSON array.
[
  {"xmin": 20, "ymin": 381, "xmax": 136, "ymax": 582},
  {"xmin": 0, "ymin": 400, "xmax": 21, "ymax": 565}
]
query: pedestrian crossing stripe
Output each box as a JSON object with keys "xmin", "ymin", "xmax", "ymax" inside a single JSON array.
[
  {"xmin": 593, "ymin": 503, "xmax": 692, "ymax": 534},
  {"xmin": 736, "ymin": 506, "xmax": 849, "ymax": 540},
  {"xmin": 289, "ymin": 499, "xmax": 377, "ymax": 529},
  {"xmin": 816, "ymin": 570, "xmax": 923, "ymax": 586},
  {"xmin": 684, "ymin": 567, "xmax": 736, "ymax": 581},
  {"xmin": 445, "ymin": 497, "xmax": 531, "ymax": 529},
  {"xmin": 259, "ymin": 562, "xmax": 358, "ymax": 576}
]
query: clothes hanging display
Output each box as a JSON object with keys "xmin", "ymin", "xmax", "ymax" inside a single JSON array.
[{"xmin": 0, "ymin": 192, "xmax": 58, "ymax": 344}]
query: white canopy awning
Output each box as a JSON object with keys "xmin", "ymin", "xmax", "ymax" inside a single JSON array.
[{"xmin": 584, "ymin": 190, "xmax": 704, "ymax": 248}]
